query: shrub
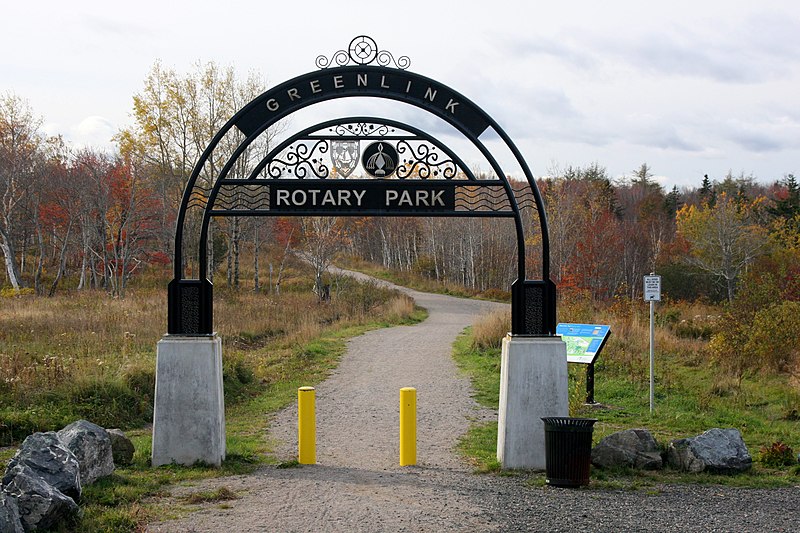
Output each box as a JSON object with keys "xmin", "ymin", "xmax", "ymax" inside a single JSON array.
[
  {"xmin": 0, "ymin": 287, "xmax": 35, "ymax": 298},
  {"xmin": 673, "ymin": 319, "xmax": 715, "ymax": 340},
  {"xmin": 68, "ymin": 378, "xmax": 152, "ymax": 429},
  {"xmin": 124, "ymin": 367, "xmax": 156, "ymax": 402},
  {"xmin": 744, "ymin": 301, "xmax": 800, "ymax": 373},
  {"xmin": 0, "ymin": 405, "xmax": 74, "ymax": 445},
  {"xmin": 223, "ymin": 357, "xmax": 258, "ymax": 403},
  {"xmin": 759, "ymin": 441, "xmax": 796, "ymax": 468}
]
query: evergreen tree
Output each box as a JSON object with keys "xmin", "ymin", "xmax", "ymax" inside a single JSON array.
[
  {"xmin": 770, "ymin": 174, "xmax": 800, "ymax": 219},
  {"xmin": 665, "ymin": 185, "xmax": 682, "ymax": 217},
  {"xmin": 700, "ymin": 174, "xmax": 716, "ymax": 206}
]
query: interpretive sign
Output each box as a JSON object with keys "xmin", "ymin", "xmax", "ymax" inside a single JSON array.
[
  {"xmin": 556, "ymin": 323, "xmax": 611, "ymax": 364},
  {"xmin": 644, "ymin": 275, "xmax": 661, "ymax": 301}
]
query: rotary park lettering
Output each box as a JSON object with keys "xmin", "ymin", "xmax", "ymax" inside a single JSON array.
[{"xmin": 269, "ymin": 183, "xmax": 454, "ymax": 213}]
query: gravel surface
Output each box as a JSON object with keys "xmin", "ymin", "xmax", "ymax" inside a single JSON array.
[{"xmin": 147, "ymin": 275, "xmax": 800, "ymax": 532}]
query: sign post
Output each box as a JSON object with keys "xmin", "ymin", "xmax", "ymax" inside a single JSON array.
[
  {"xmin": 556, "ymin": 323, "xmax": 611, "ymax": 404},
  {"xmin": 643, "ymin": 274, "xmax": 661, "ymax": 413}
]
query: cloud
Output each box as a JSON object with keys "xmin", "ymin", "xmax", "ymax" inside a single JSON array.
[
  {"xmin": 727, "ymin": 131, "xmax": 784, "ymax": 152},
  {"xmin": 508, "ymin": 37, "xmax": 597, "ymax": 70},
  {"xmin": 502, "ymin": 11, "xmax": 800, "ymax": 85},
  {"xmin": 628, "ymin": 122, "xmax": 703, "ymax": 152},
  {"xmin": 69, "ymin": 116, "xmax": 117, "ymax": 150}
]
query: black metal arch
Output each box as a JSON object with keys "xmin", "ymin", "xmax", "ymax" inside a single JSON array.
[
  {"xmin": 199, "ymin": 116, "xmax": 527, "ymax": 282},
  {"xmin": 168, "ymin": 37, "xmax": 556, "ymax": 337}
]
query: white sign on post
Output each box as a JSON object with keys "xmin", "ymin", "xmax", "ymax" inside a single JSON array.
[
  {"xmin": 644, "ymin": 273, "xmax": 661, "ymax": 414},
  {"xmin": 644, "ymin": 275, "xmax": 661, "ymax": 301}
]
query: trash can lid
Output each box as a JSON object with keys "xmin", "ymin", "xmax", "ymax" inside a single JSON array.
[{"xmin": 541, "ymin": 416, "xmax": 598, "ymax": 428}]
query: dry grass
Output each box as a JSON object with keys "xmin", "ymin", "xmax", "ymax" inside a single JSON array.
[
  {"xmin": 0, "ymin": 290, "xmax": 163, "ymax": 402},
  {"xmin": 471, "ymin": 309, "xmax": 511, "ymax": 350},
  {"xmin": 0, "ymin": 262, "xmax": 417, "ymax": 444}
]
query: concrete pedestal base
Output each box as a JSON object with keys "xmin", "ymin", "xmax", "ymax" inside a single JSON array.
[
  {"xmin": 152, "ymin": 335, "xmax": 226, "ymax": 467},
  {"xmin": 497, "ymin": 335, "xmax": 568, "ymax": 470}
]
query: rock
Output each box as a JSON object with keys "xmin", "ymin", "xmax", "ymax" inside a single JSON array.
[
  {"xmin": 667, "ymin": 438, "xmax": 705, "ymax": 473},
  {"xmin": 107, "ymin": 429, "xmax": 135, "ymax": 466},
  {"xmin": 667, "ymin": 428, "xmax": 752, "ymax": 474},
  {"xmin": 1, "ymin": 432, "xmax": 81, "ymax": 501},
  {"xmin": 0, "ymin": 492, "xmax": 24, "ymax": 533},
  {"xmin": 591, "ymin": 428, "xmax": 663, "ymax": 470},
  {"xmin": 57, "ymin": 420, "xmax": 114, "ymax": 485},
  {"xmin": 2, "ymin": 466, "xmax": 79, "ymax": 531}
]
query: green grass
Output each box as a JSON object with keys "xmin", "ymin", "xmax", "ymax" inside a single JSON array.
[{"xmin": 453, "ymin": 325, "xmax": 800, "ymax": 488}]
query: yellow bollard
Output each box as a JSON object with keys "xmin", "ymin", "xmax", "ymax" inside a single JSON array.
[
  {"xmin": 298, "ymin": 386, "xmax": 316, "ymax": 464},
  {"xmin": 400, "ymin": 387, "xmax": 417, "ymax": 466}
]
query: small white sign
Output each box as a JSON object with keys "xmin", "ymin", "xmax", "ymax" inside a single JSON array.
[{"xmin": 644, "ymin": 275, "xmax": 661, "ymax": 301}]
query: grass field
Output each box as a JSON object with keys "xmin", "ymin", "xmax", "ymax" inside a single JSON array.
[
  {"xmin": 454, "ymin": 305, "xmax": 800, "ymax": 488},
  {"xmin": 0, "ymin": 262, "xmax": 426, "ymax": 531}
]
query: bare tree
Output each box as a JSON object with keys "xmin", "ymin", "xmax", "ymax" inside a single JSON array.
[{"xmin": 0, "ymin": 93, "xmax": 44, "ymax": 290}]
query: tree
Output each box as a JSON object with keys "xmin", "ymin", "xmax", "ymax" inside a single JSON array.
[
  {"xmin": 699, "ymin": 174, "xmax": 715, "ymax": 207},
  {"xmin": 543, "ymin": 164, "xmax": 625, "ymax": 298},
  {"xmin": 298, "ymin": 217, "xmax": 347, "ymax": 300},
  {"xmin": 676, "ymin": 193, "xmax": 768, "ymax": 302},
  {"xmin": 102, "ymin": 157, "xmax": 161, "ymax": 297},
  {"xmin": 118, "ymin": 61, "xmax": 281, "ymax": 280},
  {"xmin": 769, "ymin": 174, "xmax": 800, "ymax": 220},
  {"xmin": 0, "ymin": 93, "xmax": 46, "ymax": 290},
  {"xmin": 665, "ymin": 185, "xmax": 682, "ymax": 217}
]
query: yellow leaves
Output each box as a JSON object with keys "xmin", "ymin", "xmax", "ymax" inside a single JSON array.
[
  {"xmin": 769, "ymin": 214, "xmax": 800, "ymax": 252},
  {"xmin": 744, "ymin": 301, "xmax": 800, "ymax": 373}
]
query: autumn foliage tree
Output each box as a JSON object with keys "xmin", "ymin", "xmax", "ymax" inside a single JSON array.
[{"xmin": 676, "ymin": 192, "xmax": 768, "ymax": 302}]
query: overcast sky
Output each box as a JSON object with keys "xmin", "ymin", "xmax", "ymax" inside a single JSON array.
[{"xmin": 3, "ymin": 0, "xmax": 799, "ymax": 190}]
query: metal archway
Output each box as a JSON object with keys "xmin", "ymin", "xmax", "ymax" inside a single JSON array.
[{"xmin": 168, "ymin": 36, "xmax": 556, "ymax": 337}]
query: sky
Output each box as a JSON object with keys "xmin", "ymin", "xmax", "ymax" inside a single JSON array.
[{"xmin": 2, "ymin": 0, "xmax": 799, "ymax": 190}]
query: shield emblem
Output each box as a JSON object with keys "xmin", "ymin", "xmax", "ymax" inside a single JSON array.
[{"xmin": 330, "ymin": 141, "xmax": 359, "ymax": 178}]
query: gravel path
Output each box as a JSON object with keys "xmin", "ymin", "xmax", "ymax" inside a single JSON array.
[{"xmin": 148, "ymin": 275, "xmax": 800, "ymax": 532}]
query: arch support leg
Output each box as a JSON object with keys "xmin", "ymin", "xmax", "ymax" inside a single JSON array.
[
  {"xmin": 511, "ymin": 279, "xmax": 557, "ymax": 336},
  {"xmin": 168, "ymin": 279, "xmax": 213, "ymax": 335}
]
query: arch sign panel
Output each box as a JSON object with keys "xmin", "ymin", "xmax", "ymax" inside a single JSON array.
[{"xmin": 167, "ymin": 36, "xmax": 557, "ymax": 337}]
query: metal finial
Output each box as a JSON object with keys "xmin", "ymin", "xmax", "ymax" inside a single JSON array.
[{"xmin": 316, "ymin": 35, "xmax": 411, "ymax": 70}]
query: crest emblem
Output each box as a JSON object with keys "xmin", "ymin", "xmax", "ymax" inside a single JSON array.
[
  {"xmin": 362, "ymin": 142, "xmax": 398, "ymax": 178},
  {"xmin": 330, "ymin": 141, "xmax": 360, "ymax": 178}
]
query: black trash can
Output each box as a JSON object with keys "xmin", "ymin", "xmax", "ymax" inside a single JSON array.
[{"xmin": 541, "ymin": 417, "xmax": 597, "ymax": 487}]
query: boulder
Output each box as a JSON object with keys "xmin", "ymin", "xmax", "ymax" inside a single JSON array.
[
  {"xmin": 591, "ymin": 428, "xmax": 663, "ymax": 470},
  {"xmin": 2, "ymin": 466, "xmax": 79, "ymax": 531},
  {"xmin": 667, "ymin": 428, "xmax": 752, "ymax": 474},
  {"xmin": 107, "ymin": 429, "xmax": 135, "ymax": 466},
  {"xmin": 0, "ymin": 492, "xmax": 24, "ymax": 533},
  {"xmin": 57, "ymin": 420, "xmax": 114, "ymax": 485},
  {"xmin": 1, "ymin": 432, "xmax": 81, "ymax": 501}
]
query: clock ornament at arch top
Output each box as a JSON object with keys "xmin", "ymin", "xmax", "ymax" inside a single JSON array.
[{"xmin": 362, "ymin": 142, "xmax": 398, "ymax": 178}]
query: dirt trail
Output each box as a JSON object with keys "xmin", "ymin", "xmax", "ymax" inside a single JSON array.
[
  {"xmin": 147, "ymin": 276, "xmax": 800, "ymax": 533},
  {"xmin": 149, "ymin": 278, "xmax": 506, "ymax": 532}
]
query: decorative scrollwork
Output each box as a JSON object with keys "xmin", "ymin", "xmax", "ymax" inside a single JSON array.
[
  {"xmin": 395, "ymin": 140, "xmax": 458, "ymax": 180},
  {"xmin": 331, "ymin": 123, "xmax": 393, "ymax": 137},
  {"xmin": 315, "ymin": 50, "xmax": 350, "ymax": 69},
  {"xmin": 266, "ymin": 140, "xmax": 330, "ymax": 179},
  {"xmin": 376, "ymin": 50, "xmax": 411, "ymax": 70},
  {"xmin": 316, "ymin": 36, "xmax": 411, "ymax": 70}
]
